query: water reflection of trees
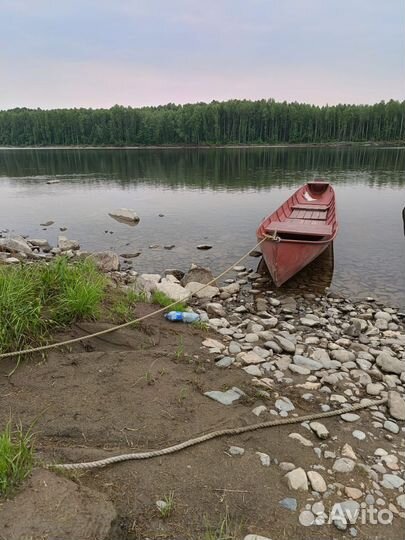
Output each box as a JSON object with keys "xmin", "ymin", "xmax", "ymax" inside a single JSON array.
[{"xmin": 0, "ymin": 147, "xmax": 404, "ymax": 190}]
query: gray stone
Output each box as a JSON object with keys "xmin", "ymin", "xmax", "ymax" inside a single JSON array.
[
  {"xmin": 333, "ymin": 458, "xmax": 355, "ymax": 473},
  {"xmin": 293, "ymin": 355, "xmax": 322, "ymax": 371},
  {"xmin": 204, "ymin": 387, "xmax": 245, "ymax": 405},
  {"xmin": 0, "ymin": 235, "xmax": 32, "ymax": 255},
  {"xmin": 182, "ymin": 265, "xmax": 214, "ymax": 286},
  {"xmin": 273, "ymin": 335, "xmax": 296, "ymax": 353},
  {"xmin": 384, "ymin": 420, "xmax": 399, "ymax": 434},
  {"xmin": 228, "ymin": 446, "xmax": 245, "ymax": 456},
  {"xmin": 366, "ymin": 383, "xmax": 384, "ymax": 396},
  {"xmin": 331, "ymin": 350, "xmax": 356, "ymax": 363},
  {"xmin": 352, "ymin": 430, "xmax": 366, "ymax": 441},
  {"xmin": 331, "ymin": 500, "xmax": 360, "ymax": 530},
  {"xmin": 376, "ymin": 352, "xmax": 405, "ymax": 374},
  {"xmin": 289, "ymin": 433, "xmax": 313, "ymax": 447},
  {"xmin": 240, "ymin": 351, "xmax": 266, "ymax": 365},
  {"xmin": 380, "ymin": 474, "xmax": 405, "ymax": 489},
  {"xmin": 309, "ymin": 422, "xmax": 329, "ymax": 440},
  {"xmin": 222, "ymin": 282, "xmax": 240, "ymax": 295},
  {"xmin": 388, "ymin": 391, "xmax": 405, "ymax": 420},
  {"xmin": 307, "ymin": 470, "xmax": 327, "ymax": 493},
  {"xmin": 256, "ymin": 452, "xmax": 270, "ymax": 467},
  {"xmin": 243, "ymin": 365, "xmax": 263, "ymax": 377},
  {"xmin": 88, "ymin": 251, "xmax": 120, "ymax": 272},
  {"xmin": 275, "ymin": 397, "xmax": 295, "ymax": 413},
  {"xmin": 215, "ymin": 357, "xmax": 234, "ymax": 368},
  {"xmin": 58, "ymin": 236, "xmax": 80, "ymax": 251},
  {"xmin": 185, "ymin": 281, "xmax": 219, "ymax": 300},
  {"xmin": 202, "ymin": 338, "xmax": 225, "ymax": 351},
  {"xmin": 279, "ymin": 497, "xmax": 297, "ymax": 511},
  {"xmin": 206, "ymin": 302, "xmax": 226, "ymax": 318},
  {"xmin": 28, "ymin": 238, "xmax": 51, "ymax": 248},
  {"xmin": 109, "ymin": 208, "xmax": 140, "ymax": 223},
  {"xmin": 341, "ymin": 413, "xmax": 360, "ymax": 422},
  {"xmin": 285, "ymin": 467, "xmax": 308, "ymax": 491}
]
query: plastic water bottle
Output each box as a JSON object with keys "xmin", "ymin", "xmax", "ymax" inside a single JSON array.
[{"xmin": 165, "ymin": 311, "xmax": 200, "ymax": 323}]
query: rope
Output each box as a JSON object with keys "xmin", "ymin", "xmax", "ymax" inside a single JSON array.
[
  {"xmin": 0, "ymin": 237, "xmax": 272, "ymax": 360},
  {"xmin": 49, "ymin": 397, "xmax": 387, "ymax": 470}
]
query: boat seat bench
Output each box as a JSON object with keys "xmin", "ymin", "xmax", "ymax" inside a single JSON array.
[
  {"xmin": 290, "ymin": 209, "xmax": 327, "ymax": 220},
  {"xmin": 266, "ymin": 221, "xmax": 332, "ymax": 237},
  {"xmin": 292, "ymin": 204, "xmax": 329, "ymax": 211}
]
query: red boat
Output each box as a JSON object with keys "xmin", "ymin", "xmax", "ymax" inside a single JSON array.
[{"xmin": 256, "ymin": 180, "xmax": 338, "ymax": 287}]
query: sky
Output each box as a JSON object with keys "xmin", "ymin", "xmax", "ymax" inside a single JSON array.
[{"xmin": 0, "ymin": 0, "xmax": 403, "ymax": 109}]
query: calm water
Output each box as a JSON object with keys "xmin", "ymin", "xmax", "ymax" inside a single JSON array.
[{"xmin": 0, "ymin": 147, "xmax": 404, "ymax": 307}]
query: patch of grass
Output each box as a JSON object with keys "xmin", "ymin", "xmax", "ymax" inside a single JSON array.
[
  {"xmin": 175, "ymin": 336, "xmax": 185, "ymax": 359},
  {"xmin": 202, "ymin": 509, "xmax": 241, "ymax": 540},
  {"xmin": 0, "ymin": 421, "xmax": 34, "ymax": 497},
  {"xmin": 151, "ymin": 290, "xmax": 187, "ymax": 312},
  {"xmin": 192, "ymin": 320, "xmax": 209, "ymax": 332},
  {"xmin": 0, "ymin": 257, "xmax": 107, "ymax": 354},
  {"xmin": 157, "ymin": 491, "xmax": 175, "ymax": 518},
  {"xmin": 110, "ymin": 289, "xmax": 143, "ymax": 322}
]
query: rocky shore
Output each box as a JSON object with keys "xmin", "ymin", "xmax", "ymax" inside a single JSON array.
[{"xmin": 0, "ymin": 232, "xmax": 404, "ymax": 539}]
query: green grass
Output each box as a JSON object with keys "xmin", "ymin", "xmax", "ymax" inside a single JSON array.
[
  {"xmin": 0, "ymin": 257, "xmax": 107, "ymax": 353},
  {"xmin": 202, "ymin": 510, "xmax": 241, "ymax": 540},
  {"xmin": 175, "ymin": 336, "xmax": 185, "ymax": 359},
  {"xmin": 110, "ymin": 289, "xmax": 144, "ymax": 322},
  {"xmin": 151, "ymin": 290, "xmax": 188, "ymax": 312},
  {"xmin": 0, "ymin": 421, "xmax": 34, "ymax": 497},
  {"xmin": 157, "ymin": 491, "xmax": 175, "ymax": 518}
]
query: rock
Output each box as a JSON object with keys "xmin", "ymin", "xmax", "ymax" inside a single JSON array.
[
  {"xmin": 58, "ymin": 236, "xmax": 80, "ymax": 251},
  {"xmin": 182, "ymin": 265, "xmax": 214, "ymax": 286},
  {"xmin": 375, "ymin": 311, "xmax": 392, "ymax": 321},
  {"xmin": 240, "ymin": 351, "xmax": 266, "ymax": 365},
  {"xmin": 245, "ymin": 333, "xmax": 260, "ymax": 343},
  {"xmin": 300, "ymin": 317, "xmax": 319, "ymax": 327},
  {"xmin": 256, "ymin": 452, "xmax": 271, "ymax": 467},
  {"xmin": 216, "ymin": 357, "xmax": 234, "ymax": 368},
  {"xmin": 279, "ymin": 497, "xmax": 297, "ymax": 511},
  {"xmin": 396, "ymin": 494, "xmax": 405, "ymax": 510},
  {"xmin": 87, "ymin": 251, "xmax": 120, "ymax": 272},
  {"xmin": 46, "ymin": 179, "xmax": 60, "ymax": 184},
  {"xmin": 28, "ymin": 238, "xmax": 50, "ymax": 248},
  {"xmin": 243, "ymin": 365, "xmax": 263, "ymax": 377},
  {"xmin": 288, "ymin": 433, "xmax": 313, "ymax": 447},
  {"xmin": 229, "ymin": 341, "xmax": 241, "ymax": 354},
  {"xmin": 275, "ymin": 397, "xmax": 295, "ymax": 413},
  {"xmin": 387, "ymin": 390, "xmax": 405, "ymax": 420},
  {"xmin": 4, "ymin": 257, "xmax": 20, "ymax": 264},
  {"xmin": 293, "ymin": 355, "xmax": 322, "ymax": 371},
  {"xmin": 109, "ymin": 208, "xmax": 140, "ymax": 223},
  {"xmin": 120, "ymin": 252, "xmax": 141, "ymax": 258},
  {"xmin": 341, "ymin": 413, "xmax": 360, "ymax": 422},
  {"xmin": 196, "ymin": 244, "xmax": 212, "ymax": 250},
  {"xmin": 333, "ymin": 458, "xmax": 356, "ymax": 473},
  {"xmin": 252, "ymin": 405, "xmax": 267, "ymax": 416},
  {"xmin": 307, "ymin": 471, "xmax": 327, "ymax": 493},
  {"xmin": 384, "ymin": 420, "xmax": 399, "ymax": 434},
  {"xmin": 285, "ymin": 467, "xmax": 308, "ymax": 491},
  {"xmin": 341, "ymin": 443, "xmax": 357, "ymax": 461},
  {"xmin": 156, "ymin": 278, "xmax": 188, "ymax": 302},
  {"xmin": 309, "ymin": 422, "xmax": 329, "ymax": 440},
  {"xmin": 204, "ymin": 387, "xmax": 244, "ymax": 405},
  {"xmin": 222, "ymin": 282, "xmax": 240, "ymax": 295},
  {"xmin": 185, "ymin": 281, "xmax": 219, "ymax": 300},
  {"xmin": 206, "ymin": 302, "xmax": 226, "ymax": 318},
  {"xmin": 366, "ymin": 383, "xmax": 384, "ymax": 396},
  {"xmin": 228, "ymin": 446, "xmax": 245, "ymax": 456},
  {"xmin": 376, "ymin": 352, "xmax": 405, "ymax": 374},
  {"xmin": 0, "ymin": 469, "xmax": 116, "ymax": 540},
  {"xmin": 352, "ymin": 430, "xmax": 366, "ymax": 441},
  {"xmin": 345, "ymin": 487, "xmax": 363, "ymax": 499},
  {"xmin": 331, "ymin": 350, "xmax": 356, "ymax": 363},
  {"xmin": 202, "ymin": 338, "xmax": 225, "ymax": 351},
  {"xmin": 40, "ymin": 220, "xmax": 54, "ymax": 227},
  {"xmin": 380, "ymin": 474, "xmax": 405, "ymax": 490},
  {"xmin": 273, "ymin": 335, "xmax": 295, "ymax": 353},
  {"xmin": 0, "ymin": 236, "xmax": 32, "ymax": 255}
]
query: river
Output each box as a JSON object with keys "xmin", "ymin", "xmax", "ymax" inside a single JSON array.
[{"xmin": 0, "ymin": 146, "xmax": 404, "ymax": 308}]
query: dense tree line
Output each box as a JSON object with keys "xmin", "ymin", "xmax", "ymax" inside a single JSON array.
[{"xmin": 0, "ymin": 99, "xmax": 404, "ymax": 146}]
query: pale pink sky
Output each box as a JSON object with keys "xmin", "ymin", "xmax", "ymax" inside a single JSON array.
[{"xmin": 0, "ymin": 0, "xmax": 403, "ymax": 109}]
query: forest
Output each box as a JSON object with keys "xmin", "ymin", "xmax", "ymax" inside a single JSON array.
[{"xmin": 0, "ymin": 99, "xmax": 404, "ymax": 146}]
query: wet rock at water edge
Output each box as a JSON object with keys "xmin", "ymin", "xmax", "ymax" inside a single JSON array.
[
  {"xmin": 196, "ymin": 244, "xmax": 213, "ymax": 250},
  {"xmin": 40, "ymin": 220, "xmax": 54, "ymax": 227},
  {"xmin": 109, "ymin": 208, "xmax": 140, "ymax": 224},
  {"xmin": 87, "ymin": 251, "xmax": 120, "ymax": 272},
  {"xmin": 182, "ymin": 264, "xmax": 215, "ymax": 286},
  {"xmin": 0, "ymin": 236, "xmax": 33, "ymax": 255},
  {"xmin": 58, "ymin": 236, "xmax": 80, "ymax": 251},
  {"xmin": 120, "ymin": 252, "xmax": 141, "ymax": 259}
]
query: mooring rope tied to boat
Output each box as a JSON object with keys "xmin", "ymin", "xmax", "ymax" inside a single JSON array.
[
  {"xmin": 0, "ymin": 235, "xmax": 278, "ymax": 360},
  {"xmin": 49, "ymin": 398, "xmax": 387, "ymax": 470}
]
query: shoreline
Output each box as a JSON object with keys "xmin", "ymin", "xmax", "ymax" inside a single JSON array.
[
  {"xmin": 1, "ymin": 141, "xmax": 405, "ymax": 151},
  {"xmin": 1, "ymin": 240, "xmax": 405, "ymax": 539}
]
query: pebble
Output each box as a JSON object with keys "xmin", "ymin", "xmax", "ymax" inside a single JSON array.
[
  {"xmin": 341, "ymin": 413, "xmax": 360, "ymax": 422},
  {"xmin": 333, "ymin": 458, "xmax": 356, "ymax": 473},
  {"xmin": 204, "ymin": 387, "xmax": 245, "ymax": 405},
  {"xmin": 344, "ymin": 487, "xmax": 363, "ymax": 499},
  {"xmin": 309, "ymin": 422, "xmax": 329, "ymax": 440},
  {"xmin": 215, "ymin": 357, "xmax": 234, "ymax": 368},
  {"xmin": 380, "ymin": 474, "xmax": 405, "ymax": 489},
  {"xmin": 228, "ymin": 446, "xmax": 245, "ymax": 456},
  {"xmin": 279, "ymin": 497, "xmax": 297, "ymax": 511},
  {"xmin": 384, "ymin": 420, "xmax": 400, "ymax": 434},
  {"xmin": 244, "ymin": 535, "xmax": 272, "ymax": 540},
  {"xmin": 388, "ymin": 390, "xmax": 405, "ymax": 420},
  {"xmin": 307, "ymin": 470, "xmax": 327, "ymax": 493},
  {"xmin": 352, "ymin": 430, "xmax": 366, "ymax": 441},
  {"xmin": 285, "ymin": 467, "xmax": 308, "ymax": 491},
  {"xmin": 288, "ymin": 433, "xmax": 313, "ymax": 447},
  {"xmin": 275, "ymin": 397, "xmax": 295, "ymax": 413},
  {"xmin": 256, "ymin": 452, "xmax": 270, "ymax": 467},
  {"xmin": 252, "ymin": 405, "xmax": 267, "ymax": 416}
]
